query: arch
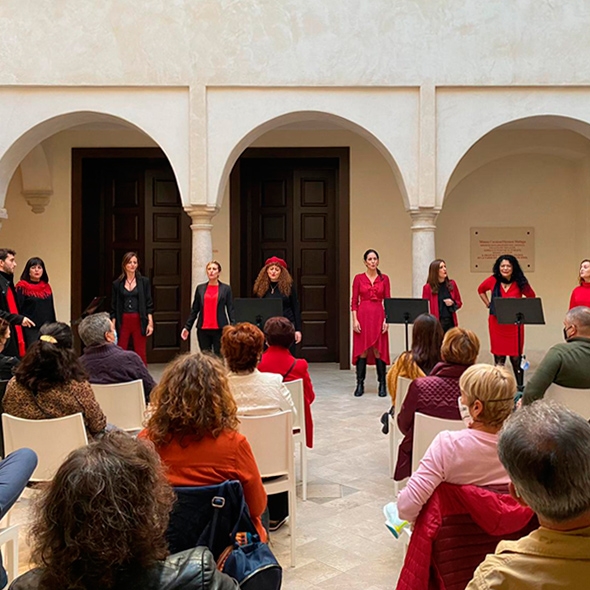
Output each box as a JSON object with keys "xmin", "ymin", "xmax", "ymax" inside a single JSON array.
[
  {"xmin": 214, "ymin": 110, "xmax": 411, "ymax": 210},
  {"xmin": 0, "ymin": 109, "xmax": 187, "ymax": 215}
]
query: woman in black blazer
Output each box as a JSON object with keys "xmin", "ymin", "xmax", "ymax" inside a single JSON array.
[
  {"xmin": 181, "ymin": 261, "xmax": 235, "ymax": 356},
  {"xmin": 111, "ymin": 252, "xmax": 154, "ymax": 366}
]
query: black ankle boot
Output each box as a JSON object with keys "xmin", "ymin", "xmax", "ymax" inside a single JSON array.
[
  {"xmin": 376, "ymin": 359, "xmax": 387, "ymax": 397},
  {"xmin": 354, "ymin": 358, "xmax": 367, "ymax": 397}
]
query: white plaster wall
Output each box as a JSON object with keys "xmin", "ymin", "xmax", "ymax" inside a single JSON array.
[
  {"xmin": 437, "ymin": 151, "xmax": 588, "ymax": 365},
  {"xmin": 0, "ymin": 129, "xmax": 157, "ymax": 323}
]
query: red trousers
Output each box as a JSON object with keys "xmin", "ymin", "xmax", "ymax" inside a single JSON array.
[{"xmin": 119, "ymin": 312, "xmax": 147, "ymax": 365}]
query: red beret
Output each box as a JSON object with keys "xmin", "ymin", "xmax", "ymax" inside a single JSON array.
[{"xmin": 265, "ymin": 256, "xmax": 288, "ymax": 269}]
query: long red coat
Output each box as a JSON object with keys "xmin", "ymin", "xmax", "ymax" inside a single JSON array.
[
  {"xmin": 422, "ymin": 279, "xmax": 462, "ymax": 326},
  {"xmin": 258, "ymin": 345, "xmax": 315, "ymax": 448}
]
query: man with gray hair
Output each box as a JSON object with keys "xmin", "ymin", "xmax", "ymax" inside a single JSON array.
[
  {"xmin": 522, "ymin": 305, "xmax": 590, "ymax": 404},
  {"xmin": 467, "ymin": 400, "xmax": 590, "ymax": 589},
  {"xmin": 78, "ymin": 312, "xmax": 155, "ymax": 402}
]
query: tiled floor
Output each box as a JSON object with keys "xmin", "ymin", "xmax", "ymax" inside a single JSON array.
[{"xmin": 10, "ymin": 363, "xmax": 406, "ymax": 588}]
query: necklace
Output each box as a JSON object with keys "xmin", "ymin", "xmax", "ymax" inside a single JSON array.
[
  {"xmin": 270, "ymin": 283, "xmax": 278, "ymax": 294},
  {"xmin": 125, "ymin": 277, "xmax": 136, "ymax": 290}
]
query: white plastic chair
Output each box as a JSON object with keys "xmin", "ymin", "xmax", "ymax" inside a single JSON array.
[
  {"xmin": 0, "ymin": 524, "xmax": 19, "ymax": 585},
  {"xmin": 2, "ymin": 413, "xmax": 88, "ymax": 482},
  {"xmin": 411, "ymin": 412, "xmax": 465, "ymax": 473},
  {"xmin": 91, "ymin": 380, "xmax": 146, "ymax": 432},
  {"xmin": 238, "ymin": 411, "xmax": 296, "ymax": 567},
  {"xmin": 389, "ymin": 375, "xmax": 412, "ymax": 485},
  {"xmin": 544, "ymin": 383, "xmax": 590, "ymax": 419},
  {"xmin": 284, "ymin": 379, "xmax": 307, "ymax": 501}
]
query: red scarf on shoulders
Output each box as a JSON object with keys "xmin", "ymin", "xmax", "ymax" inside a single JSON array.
[{"xmin": 15, "ymin": 280, "xmax": 52, "ymax": 299}]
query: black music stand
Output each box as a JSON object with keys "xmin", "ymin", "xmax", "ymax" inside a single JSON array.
[
  {"xmin": 71, "ymin": 296, "xmax": 106, "ymax": 326},
  {"xmin": 234, "ymin": 298, "xmax": 283, "ymax": 331},
  {"xmin": 384, "ymin": 298, "xmax": 429, "ymax": 352},
  {"xmin": 495, "ymin": 297, "xmax": 545, "ymax": 391}
]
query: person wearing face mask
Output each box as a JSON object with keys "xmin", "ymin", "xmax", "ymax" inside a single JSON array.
[
  {"xmin": 569, "ymin": 259, "xmax": 590, "ymax": 309},
  {"xmin": 422, "ymin": 259, "xmax": 462, "ymax": 333},
  {"xmin": 477, "ymin": 254, "xmax": 535, "ymax": 382},
  {"xmin": 385, "ymin": 364, "xmax": 515, "ymax": 530},
  {"xmin": 522, "ymin": 306, "xmax": 590, "ymax": 405},
  {"xmin": 181, "ymin": 260, "xmax": 235, "ymax": 356}
]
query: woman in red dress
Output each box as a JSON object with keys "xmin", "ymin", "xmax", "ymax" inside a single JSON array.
[
  {"xmin": 351, "ymin": 249, "xmax": 390, "ymax": 397},
  {"xmin": 569, "ymin": 259, "xmax": 590, "ymax": 310},
  {"xmin": 477, "ymin": 254, "xmax": 535, "ymax": 381}
]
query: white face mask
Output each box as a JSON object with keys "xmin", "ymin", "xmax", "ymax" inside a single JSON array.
[{"xmin": 457, "ymin": 397, "xmax": 473, "ymax": 427}]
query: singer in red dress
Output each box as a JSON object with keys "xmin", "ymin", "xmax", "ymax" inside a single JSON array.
[
  {"xmin": 351, "ymin": 249, "xmax": 390, "ymax": 397},
  {"xmin": 477, "ymin": 254, "xmax": 535, "ymax": 380},
  {"xmin": 569, "ymin": 259, "xmax": 590, "ymax": 309}
]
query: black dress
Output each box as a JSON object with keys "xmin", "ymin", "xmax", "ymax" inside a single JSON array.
[
  {"xmin": 15, "ymin": 280, "xmax": 57, "ymax": 348},
  {"xmin": 263, "ymin": 283, "xmax": 302, "ymax": 331}
]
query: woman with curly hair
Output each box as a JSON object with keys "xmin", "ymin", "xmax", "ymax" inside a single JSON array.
[
  {"xmin": 10, "ymin": 431, "xmax": 237, "ymax": 590},
  {"xmin": 139, "ymin": 352, "xmax": 268, "ymax": 541},
  {"xmin": 2, "ymin": 322, "xmax": 106, "ymax": 437},
  {"xmin": 477, "ymin": 254, "xmax": 536, "ymax": 382},
  {"xmin": 253, "ymin": 257, "xmax": 302, "ymax": 348}
]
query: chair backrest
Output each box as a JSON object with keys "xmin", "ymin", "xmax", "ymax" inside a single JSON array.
[
  {"xmin": 91, "ymin": 380, "xmax": 146, "ymax": 431},
  {"xmin": 544, "ymin": 383, "xmax": 590, "ymax": 419},
  {"xmin": 396, "ymin": 376, "xmax": 412, "ymax": 414},
  {"xmin": 238, "ymin": 411, "xmax": 293, "ymax": 478},
  {"xmin": 284, "ymin": 379, "xmax": 304, "ymax": 433},
  {"xmin": 2, "ymin": 413, "xmax": 88, "ymax": 481},
  {"xmin": 412, "ymin": 412, "xmax": 464, "ymax": 473}
]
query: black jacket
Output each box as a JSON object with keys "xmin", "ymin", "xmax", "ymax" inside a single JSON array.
[
  {"xmin": 184, "ymin": 282, "xmax": 235, "ymax": 332},
  {"xmin": 0, "ymin": 272, "xmax": 24, "ymax": 357},
  {"xmin": 111, "ymin": 275, "xmax": 154, "ymax": 336},
  {"xmin": 9, "ymin": 547, "xmax": 238, "ymax": 590}
]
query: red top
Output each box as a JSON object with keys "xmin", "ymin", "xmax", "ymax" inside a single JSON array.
[
  {"xmin": 201, "ymin": 284, "xmax": 219, "ymax": 329},
  {"xmin": 258, "ymin": 345, "xmax": 316, "ymax": 448},
  {"xmin": 139, "ymin": 429, "xmax": 267, "ymax": 542},
  {"xmin": 569, "ymin": 282, "xmax": 590, "ymax": 310}
]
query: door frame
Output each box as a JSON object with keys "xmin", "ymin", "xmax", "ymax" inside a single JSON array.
[{"xmin": 230, "ymin": 147, "xmax": 350, "ymax": 370}]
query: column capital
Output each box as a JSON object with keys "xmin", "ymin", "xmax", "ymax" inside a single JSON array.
[
  {"xmin": 184, "ymin": 204, "xmax": 219, "ymax": 227},
  {"xmin": 409, "ymin": 209, "xmax": 440, "ymax": 230}
]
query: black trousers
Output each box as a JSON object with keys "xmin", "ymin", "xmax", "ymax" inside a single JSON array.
[
  {"xmin": 197, "ymin": 329, "xmax": 222, "ymax": 356},
  {"xmin": 440, "ymin": 316, "xmax": 455, "ymax": 333}
]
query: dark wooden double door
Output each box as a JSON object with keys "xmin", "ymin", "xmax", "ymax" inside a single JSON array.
[
  {"xmin": 74, "ymin": 149, "xmax": 191, "ymax": 363},
  {"xmin": 234, "ymin": 155, "xmax": 343, "ymax": 363}
]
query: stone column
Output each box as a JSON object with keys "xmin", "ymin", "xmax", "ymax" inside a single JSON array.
[
  {"xmin": 410, "ymin": 210, "xmax": 439, "ymax": 297},
  {"xmin": 185, "ymin": 205, "xmax": 219, "ymax": 350}
]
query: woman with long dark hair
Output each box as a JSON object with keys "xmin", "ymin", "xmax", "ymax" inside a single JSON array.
[
  {"xmin": 111, "ymin": 252, "xmax": 153, "ymax": 365},
  {"xmin": 9, "ymin": 432, "xmax": 237, "ymax": 590},
  {"xmin": 477, "ymin": 254, "xmax": 535, "ymax": 380},
  {"xmin": 569, "ymin": 258, "xmax": 590, "ymax": 309},
  {"xmin": 15, "ymin": 257, "xmax": 56, "ymax": 348},
  {"xmin": 181, "ymin": 260, "xmax": 234, "ymax": 356},
  {"xmin": 422, "ymin": 259, "xmax": 462, "ymax": 332},
  {"xmin": 253, "ymin": 257, "xmax": 302, "ymax": 346},
  {"xmin": 351, "ymin": 249, "xmax": 391, "ymax": 397}
]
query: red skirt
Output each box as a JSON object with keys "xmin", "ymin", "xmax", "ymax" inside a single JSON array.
[
  {"xmin": 488, "ymin": 315, "xmax": 524, "ymax": 357},
  {"xmin": 352, "ymin": 300, "xmax": 390, "ymax": 365}
]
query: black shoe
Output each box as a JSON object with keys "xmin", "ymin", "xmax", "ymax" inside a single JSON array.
[
  {"xmin": 380, "ymin": 412, "xmax": 390, "ymax": 435},
  {"xmin": 354, "ymin": 358, "xmax": 367, "ymax": 397},
  {"xmin": 376, "ymin": 359, "xmax": 388, "ymax": 397},
  {"xmin": 269, "ymin": 516, "xmax": 288, "ymax": 532}
]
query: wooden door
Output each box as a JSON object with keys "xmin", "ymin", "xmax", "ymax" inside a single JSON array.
[
  {"xmin": 75, "ymin": 150, "xmax": 191, "ymax": 363},
  {"xmin": 239, "ymin": 158, "xmax": 339, "ymax": 362}
]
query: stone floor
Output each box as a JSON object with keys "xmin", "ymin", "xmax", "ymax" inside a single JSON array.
[{"xmin": 10, "ymin": 363, "xmax": 406, "ymax": 588}]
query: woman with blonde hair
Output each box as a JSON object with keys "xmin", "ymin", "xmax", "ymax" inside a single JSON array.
[
  {"xmin": 569, "ymin": 258, "xmax": 590, "ymax": 309},
  {"xmin": 139, "ymin": 352, "xmax": 268, "ymax": 541},
  {"xmin": 387, "ymin": 364, "xmax": 515, "ymax": 528}
]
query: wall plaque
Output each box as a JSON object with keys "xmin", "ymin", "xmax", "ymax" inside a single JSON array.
[{"xmin": 470, "ymin": 227, "xmax": 534, "ymax": 272}]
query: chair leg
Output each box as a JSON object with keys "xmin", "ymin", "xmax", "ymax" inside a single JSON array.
[
  {"xmin": 389, "ymin": 414, "xmax": 396, "ymax": 479},
  {"xmin": 288, "ymin": 486, "xmax": 296, "ymax": 567},
  {"xmin": 300, "ymin": 442, "xmax": 307, "ymax": 502}
]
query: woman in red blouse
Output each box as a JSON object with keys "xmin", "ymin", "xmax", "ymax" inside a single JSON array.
[
  {"xmin": 477, "ymin": 255, "xmax": 535, "ymax": 382},
  {"xmin": 569, "ymin": 259, "xmax": 590, "ymax": 310},
  {"xmin": 351, "ymin": 249, "xmax": 391, "ymax": 397},
  {"xmin": 181, "ymin": 261, "xmax": 235, "ymax": 356}
]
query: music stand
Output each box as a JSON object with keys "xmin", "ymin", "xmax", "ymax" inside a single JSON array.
[
  {"xmin": 234, "ymin": 298, "xmax": 283, "ymax": 331},
  {"xmin": 71, "ymin": 296, "xmax": 106, "ymax": 326},
  {"xmin": 495, "ymin": 297, "xmax": 545, "ymax": 391},
  {"xmin": 384, "ymin": 298, "xmax": 429, "ymax": 351}
]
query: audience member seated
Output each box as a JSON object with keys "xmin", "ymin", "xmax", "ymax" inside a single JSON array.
[
  {"xmin": 522, "ymin": 306, "xmax": 590, "ymax": 405},
  {"xmin": 382, "ymin": 313, "xmax": 443, "ymax": 434},
  {"xmin": 258, "ymin": 316, "xmax": 315, "ymax": 448},
  {"xmin": 78, "ymin": 312, "xmax": 156, "ymax": 402},
  {"xmin": 9, "ymin": 432, "xmax": 237, "ymax": 590},
  {"xmin": 139, "ymin": 353, "xmax": 268, "ymax": 542},
  {"xmin": 0, "ymin": 319, "xmax": 18, "ymax": 384},
  {"xmin": 0, "ymin": 448, "xmax": 37, "ymax": 589},
  {"xmin": 468, "ymin": 400, "xmax": 590, "ymax": 589},
  {"xmin": 394, "ymin": 327, "xmax": 480, "ymax": 481},
  {"xmin": 3, "ymin": 322, "xmax": 106, "ymax": 438},
  {"xmin": 392, "ymin": 364, "xmax": 515, "ymax": 525},
  {"xmin": 221, "ymin": 323, "xmax": 296, "ymax": 416}
]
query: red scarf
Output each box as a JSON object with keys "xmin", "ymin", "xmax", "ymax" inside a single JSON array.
[
  {"xmin": 5, "ymin": 287, "xmax": 25, "ymax": 357},
  {"xmin": 15, "ymin": 280, "xmax": 52, "ymax": 299}
]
